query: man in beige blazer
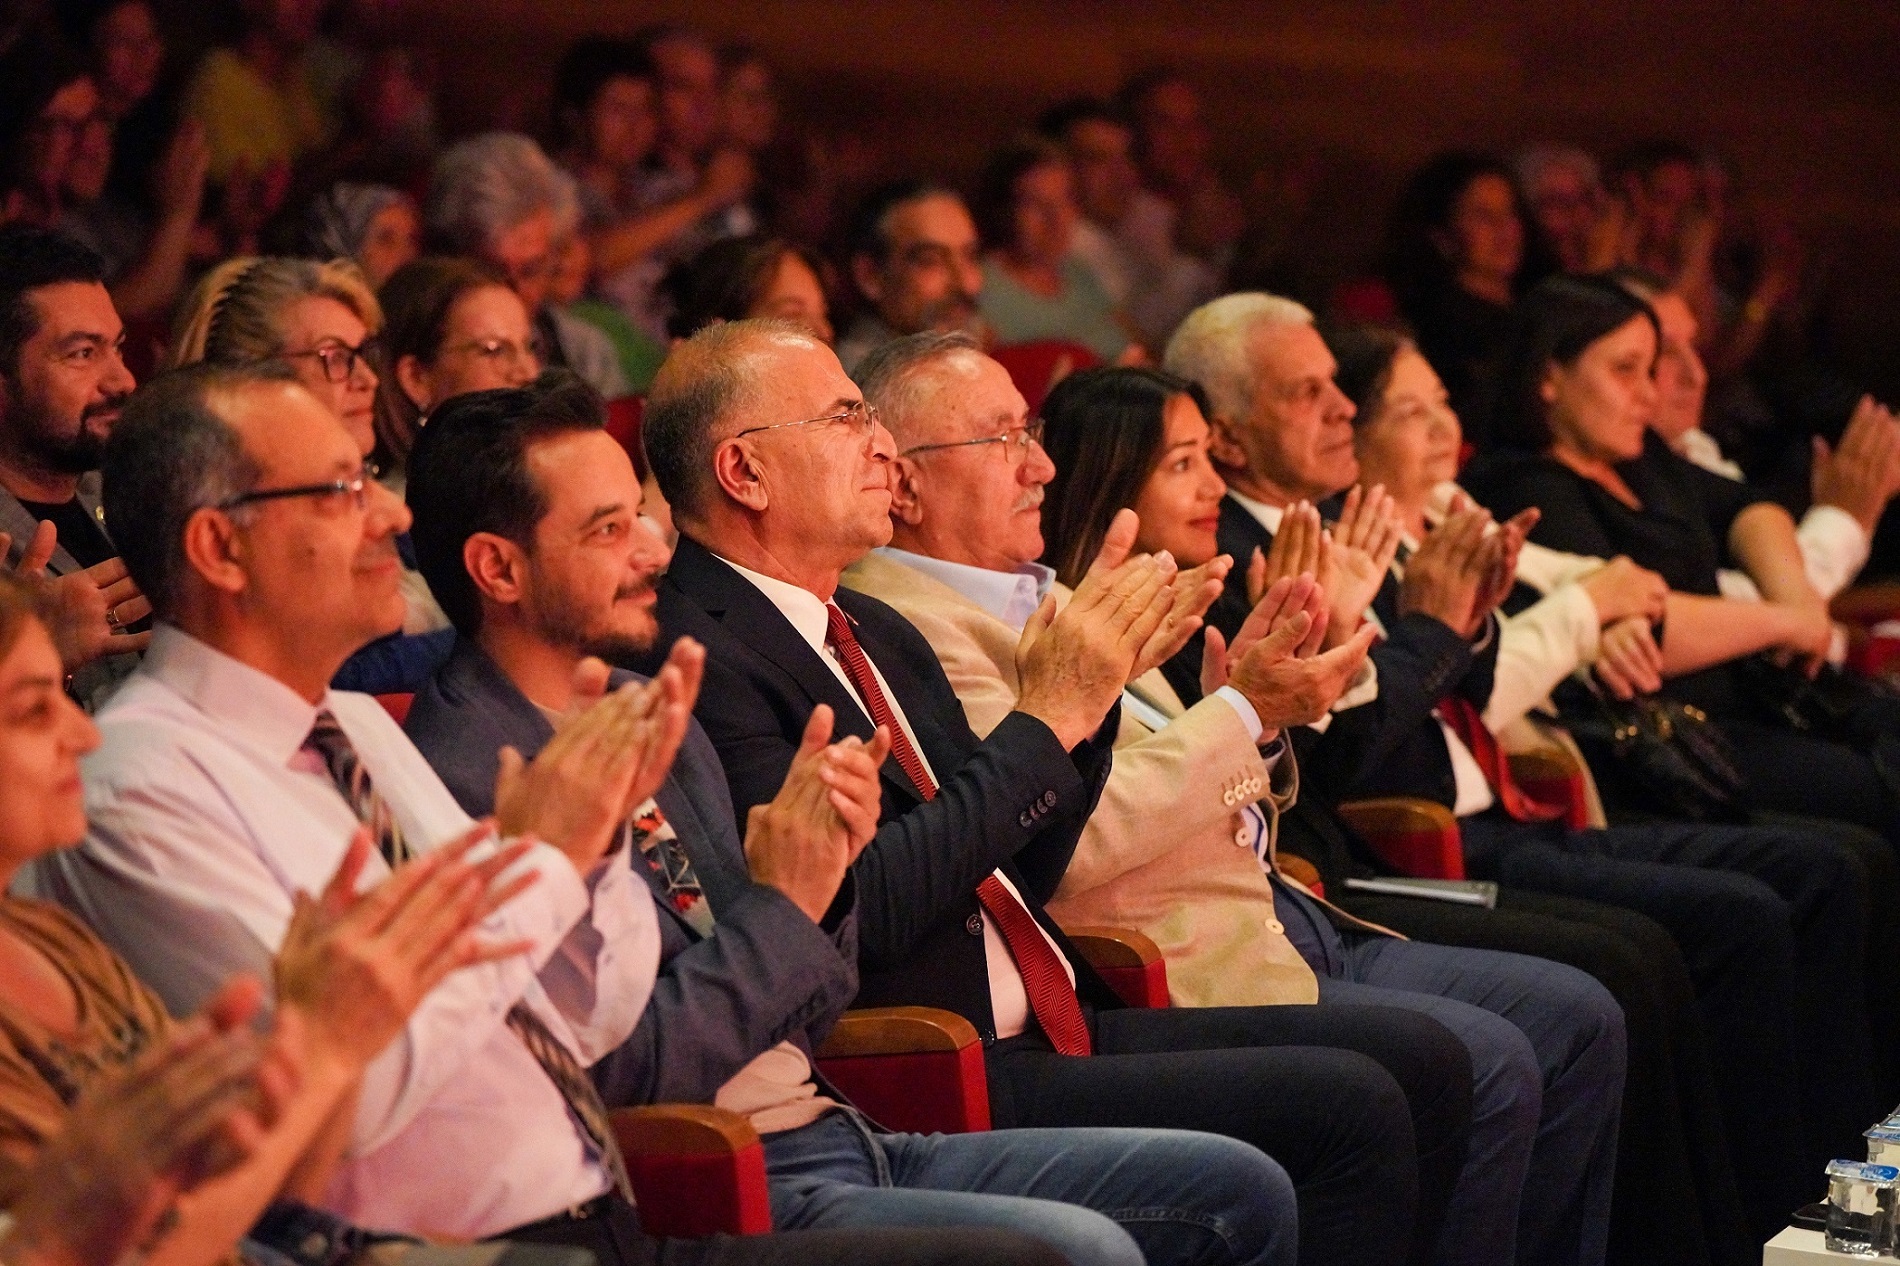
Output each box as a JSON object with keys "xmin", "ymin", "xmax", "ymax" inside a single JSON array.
[{"xmin": 841, "ymin": 331, "xmax": 1628, "ymax": 1266}]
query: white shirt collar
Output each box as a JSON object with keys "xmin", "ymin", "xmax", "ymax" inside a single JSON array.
[
  {"xmin": 1225, "ymin": 489, "xmax": 1285, "ymax": 536},
  {"xmin": 137, "ymin": 623, "xmax": 336, "ymax": 766},
  {"xmin": 718, "ymin": 556, "xmax": 836, "ymax": 657},
  {"xmin": 876, "ymin": 547, "xmax": 1054, "ymax": 632}
]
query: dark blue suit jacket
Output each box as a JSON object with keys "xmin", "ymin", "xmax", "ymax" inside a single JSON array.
[
  {"xmin": 637, "ymin": 535, "xmax": 1125, "ymax": 1045},
  {"xmin": 1167, "ymin": 493, "xmax": 1499, "ymax": 808},
  {"xmin": 405, "ymin": 636, "xmax": 861, "ymax": 1108}
]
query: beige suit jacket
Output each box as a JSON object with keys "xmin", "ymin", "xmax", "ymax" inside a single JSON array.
[{"xmin": 842, "ymin": 550, "xmax": 1323, "ymax": 1007}]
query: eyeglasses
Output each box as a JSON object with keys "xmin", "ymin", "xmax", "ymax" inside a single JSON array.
[
  {"xmin": 219, "ymin": 462, "xmax": 381, "ymax": 513},
  {"xmin": 281, "ymin": 339, "xmax": 380, "ymax": 384},
  {"xmin": 735, "ymin": 399, "xmax": 881, "ymax": 441},
  {"xmin": 441, "ymin": 336, "xmax": 544, "ymax": 366},
  {"xmin": 901, "ymin": 419, "xmax": 1044, "ymax": 461}
]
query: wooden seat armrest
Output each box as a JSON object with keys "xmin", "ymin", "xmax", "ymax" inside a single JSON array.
[
  {"xmin": 1062, "ymin": 925, "xmax": 1162, "ymax": 970},
  {"xmin": 610, "ymin": 1103, "xmax": 759, "ymax": 1157},
  {"xmin": 1275, "ymin": 853, "xmax": 1325, "ymax": 893},
  {"xmin": 816, "ymin": 1006, "xmax": 981, "ymax": 1058},
  {"xmin": 1506, "ymin": 746, "xmax": 1582, "ymax": 783},
  {"xmin": 1336, "ymin": 797, "xmax": 1458, "ymax": 837}
]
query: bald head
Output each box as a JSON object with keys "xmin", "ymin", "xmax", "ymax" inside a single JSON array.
[{"xmin": 644, "ymin": 318, "xmax": 820, "ymax": 524}]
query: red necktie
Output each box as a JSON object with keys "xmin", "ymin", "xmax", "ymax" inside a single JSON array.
[
  {"xmin": 823, "ymin": 602, "xmax": 1093, "ymax": 1055},
  {"xmin": 1438, "ymin": 696, "xmax": 1566, "ymax": 823}
]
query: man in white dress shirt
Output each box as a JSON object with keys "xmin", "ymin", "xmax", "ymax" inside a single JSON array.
[{"xmin": 26, "ymin": 361, "xmax": 1079, "ymax": 1266}]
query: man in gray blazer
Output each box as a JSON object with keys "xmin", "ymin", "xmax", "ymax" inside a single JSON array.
[
  {"xmin": 0, "ymin": 226, "xmax": 150, "ymax": 705},
  {"xmin": 399, "ymin": 370, "xmax": 1302, "ymax": 1266}
]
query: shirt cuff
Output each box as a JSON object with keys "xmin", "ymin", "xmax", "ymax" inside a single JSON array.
[
  {"xmin": 1213, "ymin": 684, "xmax": 1265, "ymax": 743},
  {"xmin": 1799, "ymin": 504, "xmax": 1871, "ymax": 599}
]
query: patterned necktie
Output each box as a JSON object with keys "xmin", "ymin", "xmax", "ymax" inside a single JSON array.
[
  {"xmin": 300, "ymin": 709, "xmax": 634, "ymax": 1201},
  {"xmin": 822, "ymin": 603, "xmax": 1092, "ymax": 1056},
  {"xmin": 630, "ymin": 799, "xmax": 715, "ymax": 938}
]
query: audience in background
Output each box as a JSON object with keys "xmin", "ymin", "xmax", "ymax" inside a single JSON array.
[
  {"xmin": 973, "ymin": 136, "xmax": 1137, "ymax": 364},
  {"xmin": 301, "ymin": 180, "xmax": 418, "ymax": 288},
  {"xmin": 662, "ymin": 232, "xmax": 832, "ymax": 342},
  {"xmin": 1514, "ymin": 147, "xmax": 1609, "ymax": 277},
  {"xmin": 836, "ymin": 181, "xmax": 985, "ymax": 372}
]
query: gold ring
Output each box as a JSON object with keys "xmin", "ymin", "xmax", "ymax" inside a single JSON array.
[{"xmin": 104, "ymin": 605, "xmax": 120, "ymax": 629}]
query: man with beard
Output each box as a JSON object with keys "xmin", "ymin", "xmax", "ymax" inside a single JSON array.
[
  {"xmin": 835, "ymin": 182, "xmax": 987, "ymax": 374},
  {"xmin": 400, "ymin": 369, "xmax": 1302, "ymax": 1266},
  {"xmin": 0, "ymin": 225, "xmax": 150, "ymax": 704}
]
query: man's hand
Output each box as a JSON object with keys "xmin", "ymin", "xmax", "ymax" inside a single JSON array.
[
  {"xmin": 3, "ymin": 977, "xmax": 284, "ymax": 1266},
  {"xmin": 1207, "ymin": 574, "xmax": 1377, "ymax": 729},
  {"xmin": 1016, "ymin": 509, "xmax": 1175, "ymax": 749},
  {"xmin": 744, "ymin": 705, "xmax": 892, "ymax": 923},
  {"xmin": 1247, "ymin": 500, "xmax": 1325, "ymax": 606},
  {"xmin": 1578, "ymin": 556, "xmax": 1669, "ymax": 627},
  {"xmin": 493, "ymin": 640, "xmax": 706, "ymax": 873},
  {"xmin": 274, "ymin": 824, "xmax": 538, "ymax": 1069},
  {"xmin": 1468, "ymin": 507, "xmax": 1539, "ymax": 627},
  {"xmin": 1812, "ymin": 396, "xmax": 1900, "ymax": 534},
  {"xmin": 1131, "ymin": 553, "xmax": 1229, "ymax": 680},
  {"xmin": 1592, "ymin": 617, "xmax": 1665, "ymax": 699},
  {"xmin": 1398, "ymin": 501, "xmax": 1495, "ymax": 638},
  {"xmin": 2, "ymin": 521, "xmax": 152, "ymax": 669},
  {"xmin": 1322, "ymin": 485, "xmax": 1404, "ymax": 647}
]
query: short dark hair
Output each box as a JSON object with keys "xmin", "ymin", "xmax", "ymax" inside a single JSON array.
[
  {"xmin": 844, "ymin": 179, "xmax": 956, "ymax": 266},
  {"xmin": 102, "ymin": 363, "xmax": 292, "ymax": 617},
  {"xmin": 1036, "ymin": 97, "xmax": 1128, "ymax": 142},
  {"xmin": 551, "ymin": 37, "xmax": 652, "ymax": 150},
  {"xmin": 1038, "ymin": 366, "xmax": 1210, "ymax": 587},
  {"xmin": 1323, "ymin": 324, "xmax": 1413, "ymax": 427},
  {"xmin": 1485, "ymin": 273, "xmax": 1660, "ymax": 453},
  {"xmin": 971, "ymin": 136, "xmax": 1068, "ymax": 252},
  {"xmin": 406, "ymin": 369, "xmax": 606, "ymax": 636},
  {"xmin": 0, "ymin": 225, "xmax": 107, "ymax": 378},
  {"xmin": 661, "ymin": 234, "xmax": 824, "ymax": 339}
]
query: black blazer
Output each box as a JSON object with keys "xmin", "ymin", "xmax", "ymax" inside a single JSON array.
[
  {"xmin": 404, "ymin": 637, "xmax": 862, "ymax": 1107},
  {"xmin": 1168, "ymin": 493, "xmax": 1499, "ymax": 808},
  {"xmin": 642, "ymin": 535, "xmax": 1125, "ymax": 1042}
]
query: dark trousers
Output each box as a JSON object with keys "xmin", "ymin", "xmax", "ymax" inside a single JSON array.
[
  {"xmin": 987, "ymin": 1003, "xmax": 1473, "ymax": 1266},
  {"xmin": 1460, "ymin": 814, "xmax": 1878, "ymax": 1243},
  {"xmin": 498, "ymin": 1196, "xmax": 1069, "ymax": 1266},
  {"xmin": 1720, "ymin": 718, "xmax": 1899, "ymax": 843},
  {"xmin": 1342, "ymin": 889, "xmax": 1753, "ymax": 1266}
]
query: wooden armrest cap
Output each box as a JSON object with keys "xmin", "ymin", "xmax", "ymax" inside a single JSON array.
[
  {"xmin": 1063, "ymin": 925, "xmax": 1163, "ymax": 969},
  {"xmin": 610, "ymin": 1103, "xmax": 759, "ymax": 1154},
  {"xmin": 817, "ymin": 1006, "xmax": 981, "ymax": 1057},
  {"xmin": 1337, "ymin": 797, "xmax": 1457, "ymax": 834},
  {"xmin": 1507, "ymin": 746, "xmax": 1582, "ymax": 780}
]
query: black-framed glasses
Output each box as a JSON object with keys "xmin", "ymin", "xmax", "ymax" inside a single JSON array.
[
  {"xmin": 218, "ymin": 462, "xmax": 381, "ymax": 513},
  {"xmin": 281, "ymin": 339, "xmax": 380, "ymax": 384},
  {"xmin": 901, "ymin": 419, "xmax": 1044, "ymax": 461},
  {"xmin": 735, "ymin": 399, "xmax": 881, "ymax": 441}
]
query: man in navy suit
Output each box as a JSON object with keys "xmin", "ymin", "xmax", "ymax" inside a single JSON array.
[
  {"xmin": 400, "ymin": 370, "xmax": 1305, "ymax": 1266},
  {"xmin": 633, "ymin": 319, "xmax": 1499, "ymax": 1266}
]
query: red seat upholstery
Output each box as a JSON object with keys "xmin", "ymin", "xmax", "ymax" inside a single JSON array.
[
  {"xmin": 613, "ymin": 1104, "xmax": 772, "ymax": 1237},
  {"xmin": 605, "ymin": 396, "xmax": 647, "ymax": 477},
  {"xmin": 374, "ymin": 693, "xmax": 414, "ymax": 725},
  {"xmin": 988, "ymin": 340, "xmax": 1102, "ymax": 415},
  {"xmin": 1507, "ymin": 748, "xmax": 1591, "ymax": 831},
  {"xmin": 818, "ymin": 1007, "xmax": 993, "ymax": 1133},
  {"xmin": 1066, "ymin": 926, "xmax": 1170, "ymax": 1009}
]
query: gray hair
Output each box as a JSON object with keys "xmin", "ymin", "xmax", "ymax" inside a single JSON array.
[
  {"xmin": 103, "ymin": 363, "xmax": 296, "ymax": 616},
  {"xmin": 304, "ymin": 182, "xmax": 412, "ymax": 264},
  {"xmin": 643, "ymin": 318, "xmax": 814, "ymax": 524},
  {"xmin": 424, "ymin": 133, "xmax": 579, "ymax": 255},
  {"xmin": 1162, "ymin": 292, "xmax": 1313, "ymax": 422},
  {"xmin": 853, "ymin": 330, "xmax": 983, "ymax": 446}
]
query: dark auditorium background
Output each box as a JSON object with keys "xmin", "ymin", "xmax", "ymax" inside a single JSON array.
[{"xmin": 158, "ymin": 0, "xmax": 1900, "ymax": 399}]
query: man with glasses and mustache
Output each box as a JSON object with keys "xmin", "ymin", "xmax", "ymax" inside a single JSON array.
[
  {"xmin": 0, "ymin": 225, "xmax": 150, "ymax": 707},
  {"xmin": 836, "ymin": 181, "xmax": 988, "ymax": 374}
]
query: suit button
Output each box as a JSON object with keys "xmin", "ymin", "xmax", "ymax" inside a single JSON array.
[
  {"xmin": 1041, "ymin": 790, "xmax": 1057, "ymax": 809},
  {"xmin": 1019, "ymin": 812, "xmax": 1033, "ymax": 828},
  {"xmin": 1265, "ymin": 918, "xmax": 1285, "ymax": 935},
  {"xmin": 1235, "ymin": 829, "xmax": 1250, "ymax": 846},
  {"xmin": 966, "ymin": 913, "xmax": 984, "ymax": 936},
  {"xmin": 1222, "ymin": 789, "xmax": 1236, "ymax": 806}
]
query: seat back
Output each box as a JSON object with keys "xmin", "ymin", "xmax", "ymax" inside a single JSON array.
[
  {"xmin": 374, "ymin": 693, "xmax": 415, "ymax": 725},
  {"xmin": 612, "ymin": 1104, "xmax": 772, "ymax": 1237},
  {"xmin": 817, "ymin": 1007, "xmax": 991, "ymax": 1133},
  {"xmin": 1507, "ymin": 747, "xmax": 1590, "ymax": 831}
]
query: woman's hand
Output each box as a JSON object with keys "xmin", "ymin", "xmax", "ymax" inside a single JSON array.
[
  {"xmin": 1592, "ymin": 617, "xmax": 1665, "ymax": 699},
  {"xmin": 1578, "ymin": 556, "xmax": 1669, "ymax": 627}
]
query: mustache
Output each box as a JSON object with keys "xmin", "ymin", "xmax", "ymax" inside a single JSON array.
[
  {"xmin": 615, "ymin": 577, "xmax": 658, "ymax": 602},
  {"xmin": 1013, "ymin": 487, "xmax": 1044, "ymax": 513},
  {"xmin": 83, "ymin": 392, "xmax": 129, "ymax": 421}
]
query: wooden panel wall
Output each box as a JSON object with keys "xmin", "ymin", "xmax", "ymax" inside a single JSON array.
[{"xmin": 395, "ymin": 0, "xmax": 1900, "ymax": 386}]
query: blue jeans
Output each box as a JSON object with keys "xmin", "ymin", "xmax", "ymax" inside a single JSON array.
[
  {"xmin": 1278, "ymin": 883, "xmax": 1625, "ymax": 1266},
  {"xmin": 763, "ymin": 1109, "xmax": 1296, "ymax": 1266}
]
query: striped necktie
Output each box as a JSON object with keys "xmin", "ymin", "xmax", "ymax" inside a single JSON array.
[
  {"xmin": 822, "ymin": 603, "xmax": 1093, "ymax": 1056},
  {"xmin": 301, "ymin": 709, "xmax": 634, "ymax": 1200}
]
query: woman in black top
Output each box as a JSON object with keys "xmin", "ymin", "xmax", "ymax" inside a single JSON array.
[{"xmin": 1465, "ymin": 275, "xmax": 1897, "ymax": 842}]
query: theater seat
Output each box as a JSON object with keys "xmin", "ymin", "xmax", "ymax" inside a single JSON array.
[
  {"xmin": 1338, "ymin": 745, "xmax": 1590, "ymax": 878},
  {"xmin": 817, "ymin": 1006, "xmax": 992, "ymax": 1134},
  {"xmin": 374, "ymin": 693, "xmax": 414, "ymax": 725},
  {"xmin": 1065, "ymin": 925, "xmax": 1170, "ymax": 1008},
  {"xmin": 604, "ymin": 396, "xmax": 647, "ymax": 477},
  {"xmin": 988, "ymin": 339, "xmax": 1102, "ymax": 415},
  {"xmin": 612, "ymin": 1104, "xmax": 772, "ymax": 1237}
]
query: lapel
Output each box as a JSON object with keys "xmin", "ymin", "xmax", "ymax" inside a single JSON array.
[
  {"xmin": 668, "ymin": 536, "xmax": 925, "ymax": 808},
  {"xmin": 0, "ymin": 480, "xmax": 100, "ymax": 575},
  {"xmin": 1216, "ymin": 493, "xmax": 1273, "ymax": 565}
]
